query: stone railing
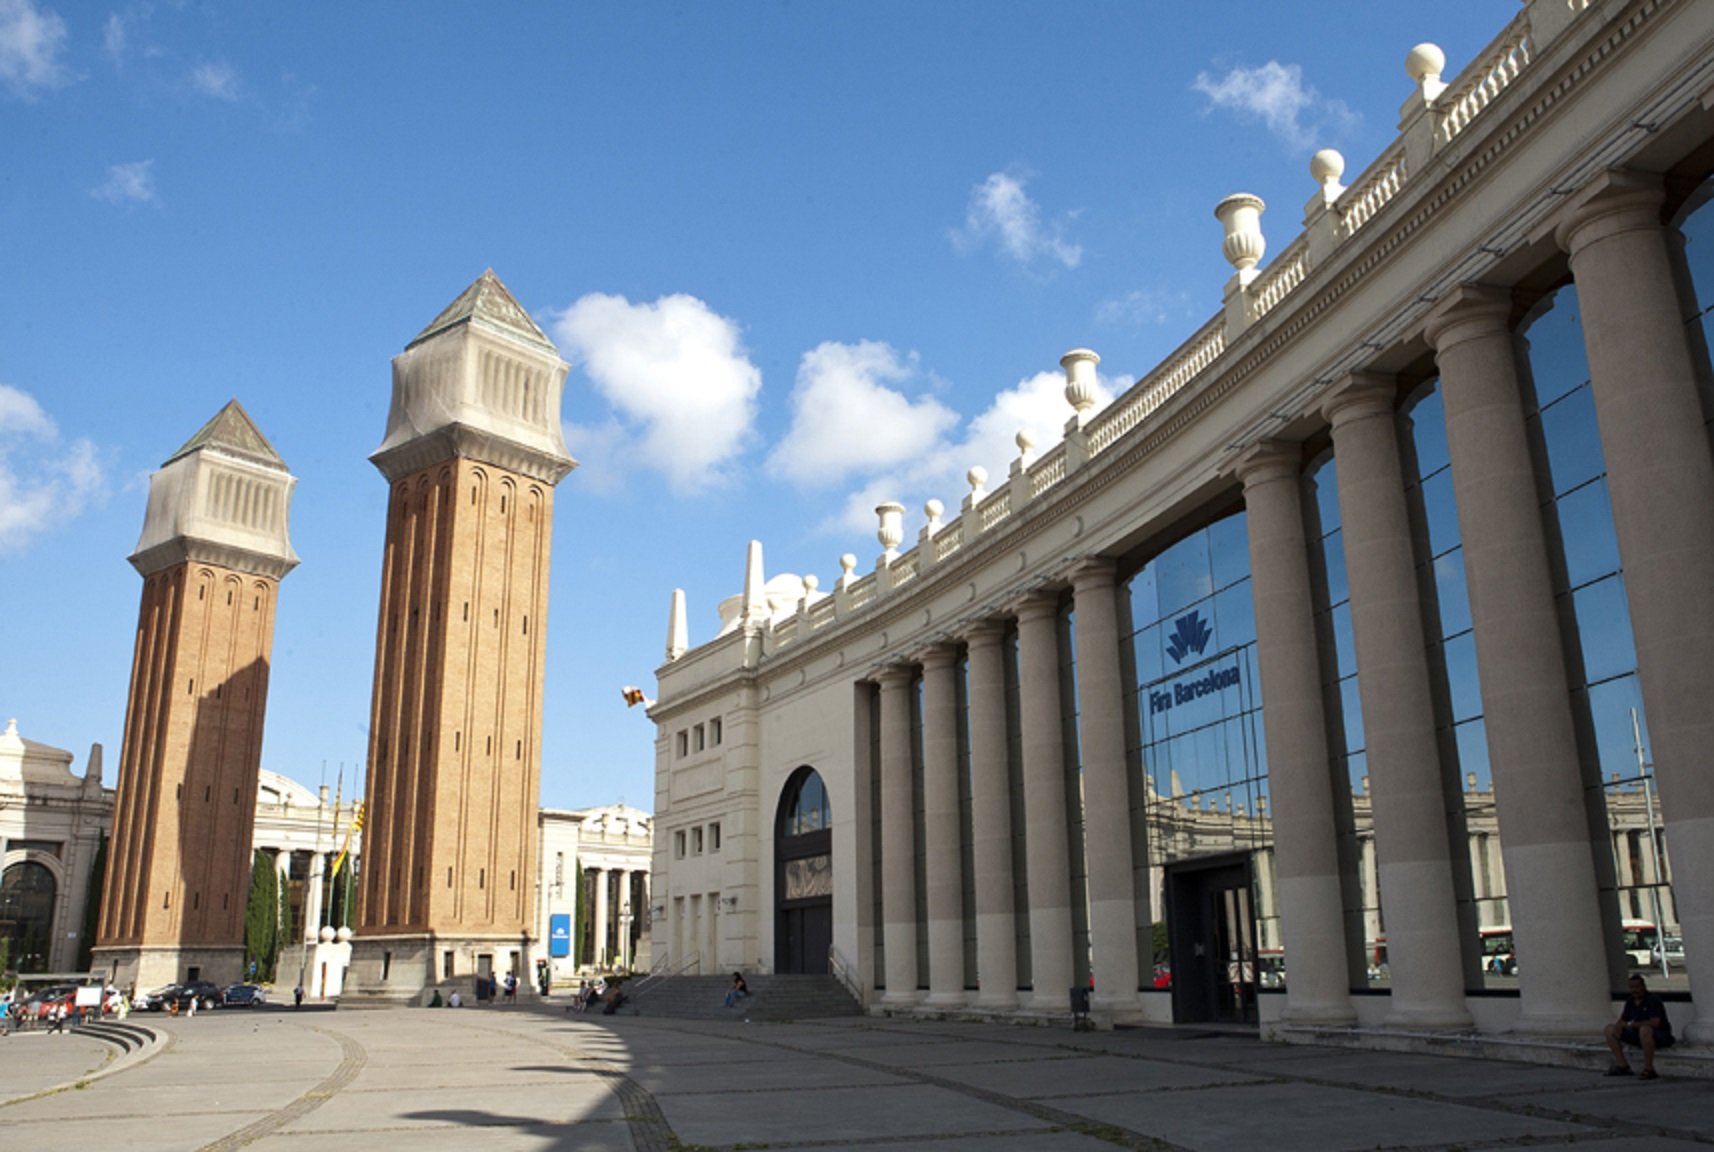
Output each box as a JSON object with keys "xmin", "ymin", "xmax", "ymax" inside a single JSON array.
[
  {"xmin": 1340, "ymin": 143, "xmax": 1409, "ymax": 237},
  {"xmin": 1249, "ymin": 236, "xmax": 1311, "ymax": 321},
  {"xmin": 1437, "ymin": 14, "xmax": 1532, "ymax": 146},
  {"xmin": 1087, "ymin": 315, "xmax": 1226, "ymax": 458}
]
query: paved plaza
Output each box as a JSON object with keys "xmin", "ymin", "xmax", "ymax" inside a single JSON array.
[{"xmin": 2, "ymin": 1006, "xmax": 1710, "ymax": 1151}]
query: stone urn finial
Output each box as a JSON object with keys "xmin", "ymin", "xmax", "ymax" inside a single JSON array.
[
  {"xmin": 875, "ymin": 501, "xmax": 905, "ymax": 556},
  {"xmin": 967, "ymin": 465, "xmax": 988, "ymax": 498},
  {"xmin": 1015, "ymin": 429, "xmax": 1035, "ymax": 460},
  {"xmin": 1215, "ymin": 194, "xmax": 1267, "ymax": 276},
  {"xmin": 1060, "ymin": 348, "xmax": 1101, "ymax": 416},
  {"xmin": 924, "ymin": 498, "xmax": 944, "ymax": 532}
]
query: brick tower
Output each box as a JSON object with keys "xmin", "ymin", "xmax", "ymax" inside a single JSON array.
[
  {"xmin": 94, "ymin": 401, "xmax": 298, "ymax": 992},
  {"xmin": 346, "ymin": 271, "xmax": 574, "ymax": 1002}
]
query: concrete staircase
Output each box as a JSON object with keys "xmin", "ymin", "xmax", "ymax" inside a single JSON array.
[{"xmin": 626, "ymin": 974, "xmax": 862, "ymax": 1021}]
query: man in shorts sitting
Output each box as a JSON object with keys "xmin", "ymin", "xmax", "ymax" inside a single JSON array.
[{"xmin": 1604, "ymin": 975, "xmax": 1673, "ymax": 1080}]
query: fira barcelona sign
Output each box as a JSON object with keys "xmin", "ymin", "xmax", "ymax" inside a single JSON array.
[{"xmin": 1149, "ymin": 609, "xmax": 1242, "ymax": 716}]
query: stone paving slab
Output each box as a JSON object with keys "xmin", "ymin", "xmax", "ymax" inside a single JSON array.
[
  {"xmin": 633, "ymin": 1053, "xmax": 910, "ymax": 1094},
  {"xmin": 766, "ymin": 1132, "xmax": 1125, "ymax": 1152},
  {"xmin": 0, "ymin": 1031, "xmax": 112, "ymax": 1100},
  {"xmin": 1507, "ymin": 1078, "xmax": 1714, "ymax": 1132},
  {"xmin": 279, "ymin": 1080, "xmax": 627, "ymax": 1135},
  {"xmin": 659, "ymin": 1081, "xmax": 1054, "ymax": 1147},
  {"xmin": 1052, "ymin": 1079, "xmax": 1597, "ymax": 1151},
  {"xmin": 1207, "ymin": 1046, "xmax": 1600, "ymax": 1098},
  {"xmin": 927, "ymin": 1051, "xmax": 1269, "ymax": 1097}
]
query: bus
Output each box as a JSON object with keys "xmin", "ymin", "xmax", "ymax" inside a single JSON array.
[{"xmin": 1479, "ymin": 926, "xmax": 1516, "ymax": 975}]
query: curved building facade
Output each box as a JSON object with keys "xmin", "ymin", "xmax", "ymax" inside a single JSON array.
[{"xmin": 649, "ymin": 0, "xmax": 1714, "ymax": 1044}]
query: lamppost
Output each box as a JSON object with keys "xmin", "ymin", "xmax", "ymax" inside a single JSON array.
[{"xmin": 617, "ymin": 902, "xmax": 633, "ymax": 971}]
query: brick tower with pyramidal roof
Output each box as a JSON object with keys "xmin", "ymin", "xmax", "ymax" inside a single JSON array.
[
  {"xmin": 345, "ymin": 270, "xmax": 575, "ymax": 1003},
  {"xmin": 95, "ymin": 400, "xmax": 298, "ymax": 993}
]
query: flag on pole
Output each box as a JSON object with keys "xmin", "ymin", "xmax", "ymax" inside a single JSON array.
[
  {"xmin": 622, "ymin": 686, "xmax": 652, "ymax": 708},
  {"xmin": 330, "ymin": 801, "xmax": 364, "ymax": 881}
]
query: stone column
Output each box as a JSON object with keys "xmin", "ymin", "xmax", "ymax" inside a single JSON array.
[
  {"xmin": 1233, "ymin": 442, "xmax": 1356, "ymax": 1025},
  {"xmin": 1014, "ymin": 594, "xmax": 1075, "ymax": 1012},
  {"xmin": 616, "ymin": 871, "xmax": 632, "ymax": 970},
  {"xmin": 964, "ymin": 619, "xmax": 1019, "ymax": 1009},
  {"xmin": 591, "ymin": 867, "xmax": 609, "ymax": 967},
  {"xmin": 1322, "ymin": 373, "xmax": 1472, "ymax": 1029},
  {"xmin": 920, "ymin": 645, "xmax": 967, "ymax": 1007},
  {"xmin": 877, "ymin": 665, "xmax": 921, "ymax": 1007},
  {"xmin": 1070, "ymin": 559, "xmax": 1143, "ymax": 1009},
  {"xmin": 305, "ymin": 852, "xmax": 327, "ymax": 939},
  {"xmin": 1425, "ymin": 285, "xmax": 1613, "ymax": 1033},
  {"xmin": 1558, "ymin": 172, "xmax": 1714, "ymax": 1037}
]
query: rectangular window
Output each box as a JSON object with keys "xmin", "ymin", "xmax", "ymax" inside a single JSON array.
[
  {"xmin": 674, "ymin": 830, "xmax": 686, "ymax": 859},
  {"xmin": 691, "ymin": 826, "xmax": 704, "ymax": 855},
  {"xmin": 676, "ymin": 730, "xmax": 689, "ymax": 758},
  {"xmin": 709, "ymin": 822, "xmax": 721, "ymax": 853},
  {"xmin": 694, "ymin": 723, "xmax": 706, "ymax": 752},
  {"xmin": 710, "ymin": 717, "xmax": 723, "ymax": 745},
  {"xmin": 443, "ymin": 950, "xmax": 454, "ymax": 978}
]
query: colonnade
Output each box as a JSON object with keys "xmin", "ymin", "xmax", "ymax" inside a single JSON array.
[
  {"xmin": 869, "ymin": 173, "xmax": 1713, "ymax": 1037},
  {"xmin": 586, "ymin": 866, "xmax": 648, "ymax": 970}
]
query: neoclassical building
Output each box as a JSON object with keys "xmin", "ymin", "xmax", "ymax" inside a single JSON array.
[{"xmin": 649, "ymin": 0, "xmax": 1709, "ymax": 1045}]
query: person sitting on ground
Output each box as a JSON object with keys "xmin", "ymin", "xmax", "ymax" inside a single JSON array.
[
  {"xmin": 1604, "ymin": 974, "xmax": 1674, "ymax": 1080},
  {"xmin": 724, "ymin": 971, "xmax": 749, "ymax": 1008},
  {"xmin": 429, "ymin": 989, "xmax": 443, "ymax": 1008},
  {"xmin": 448, "ymin": 989, "xmax": 463, "ymax": 1008}
]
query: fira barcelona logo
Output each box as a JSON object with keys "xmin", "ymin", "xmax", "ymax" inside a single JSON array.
[{"xmin": 1165, "ymin": 610, "xmax": 1212, "ymax": 664}]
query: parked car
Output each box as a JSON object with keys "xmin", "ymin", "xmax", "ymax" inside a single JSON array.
[
  {"xmin": 135, "ymin": 984, "xmax": 181, "ymax": 1012},
  {"xmin": 16, "ymin": 985, "xmax": 76, "ymax": 1021},
  {"xmin": 222, "ymin": 983, "xmax": 268, "ymax": 1008},
  {"xmin": 171, "ymin": 980, "xmax": 224, "ymax": 1010},
  {"xmin": 1651, "ymin": 936, "xmax": 1686, "ymax": 966}
]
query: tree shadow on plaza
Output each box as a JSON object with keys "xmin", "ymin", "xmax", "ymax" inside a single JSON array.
[{"xmin": 401, "ymin": 1109, "xmax": 632, "ymax": 1151}]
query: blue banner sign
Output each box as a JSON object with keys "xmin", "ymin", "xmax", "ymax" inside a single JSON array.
[{"xmin": 549, "ymin": 913, "xmax": 571, "ymax": 957}]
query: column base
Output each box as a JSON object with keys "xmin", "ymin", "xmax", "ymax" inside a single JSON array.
[
  {"xmin": 1280, "ymin": 1001, "xmax": 1359, "ymax": 1028},
  {"xmin": 972, "ymin": 992, "xmax": 1020, "ymax": 1012},
  {"xmin": 1510, "ymin": 1010, "xmax": 1616, "ymax": 1039},
  {"xmin": 1384, "ymin": 1003, "xmax": 1475, "ymax": 1031},
  {"xmin": 879, "ymin": 990, "xmax": 922, "ymax": 1009},
  {"xmin": 922, "ymin": 991, "xmax": 969, "ymax": 1009}
]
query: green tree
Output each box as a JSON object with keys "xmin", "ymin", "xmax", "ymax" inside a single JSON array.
[
  {"xmin": 572, "ymin": 858, "xmax": 586, "ymax": 967},
  {"xmin": 77, "ymin": 835, "xmax": 107, "ymax": 971},
  {"xmin": 244, "ymin": 851, "xmax": 279, "ymax": 980}
]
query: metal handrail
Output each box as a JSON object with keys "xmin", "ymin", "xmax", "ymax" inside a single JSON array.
[
  {"xmin": 629, "ymin": 949, "xmax": 701, "ymax": 998},
  {"xmin": 827, "ymin": 945, "xmax": 863, "ymax": 1007}
]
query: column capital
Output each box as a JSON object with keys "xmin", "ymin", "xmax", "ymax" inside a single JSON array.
[
  {"xmin": 1068, "ymin": 556, "xmax": 1118, "ymax": 593},
  {"xmin": 1553, "ymin": 169, "xmax": 1666, "ymax": 257},
  {"xmin": 1319, "ymin": 371, "xmax": 1398, "ymax": 429},
  {"xmin": 1009, "ymin": 589, "xmax": 1063, "ymax": 624},
  {"xmin": 958, "ymin": 617, "xmax": 1006, "ymax": 649},
  {"xmin": 1231, "ymin": 440, "xmax": 1304, "ymax": 489},
  {"xmin": 872, "ymin": 663, "xmax": 915, "ymax": 689},
  {"xmin": 1422, "ymin": 283, "xmax": 1513, "ymax": 354},
  {"xmin": 916, "ymin": 643, "xmax": 960, "ymax": 673}
]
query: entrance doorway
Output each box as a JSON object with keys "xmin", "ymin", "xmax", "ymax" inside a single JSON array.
[
  {"xmin": 775, "ymin": 767, "xmax": 832, "ymax": 974},
  {"xmin": 1165, "ymin": 854, "xmax": 1259, "ymax": 1025}
]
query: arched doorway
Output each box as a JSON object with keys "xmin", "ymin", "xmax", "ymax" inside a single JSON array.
[
  {"xmin": 0, "ymin": 860, "xmax": 58, "ymax": 973},
  {"xmin": 775, "ymin": 767, "xmax": 832, "ymax": 974}
]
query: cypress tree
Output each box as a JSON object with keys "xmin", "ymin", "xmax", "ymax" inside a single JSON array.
[
  {"xmin": 77, "ymin": 835, "xmax": 107, "ymax": 971},
  {"xmin": 572, "ymin": 858, "xmax": 586, "ymax": 967},
  {"xmin": 244, "ymin": 851, "xmax": 278, "ymax": 979}
]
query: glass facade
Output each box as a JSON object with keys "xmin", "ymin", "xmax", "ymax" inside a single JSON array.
[
  {"xmin": 1398, "ymin": 381, "xmax": 1507, "ymax": 992},
  {"xmin": 1521, "ymin": 286, "xmax": 1683, "ymax": 992},
  {"xmin": 1123, "ymin": 513, "xmax": 1273, "ymax": 994}
]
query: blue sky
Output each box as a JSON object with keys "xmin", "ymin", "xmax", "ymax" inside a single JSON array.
[{"xmin": 1, "ymin": 1, "xmax": 1514, "ymax": 811}]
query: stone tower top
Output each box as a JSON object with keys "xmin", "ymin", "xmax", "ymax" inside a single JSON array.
[
  {"xmin": 131, "ymin": 399, "xmax": 299, "ymax": 580},
  {"xmin": 373, "ymin": 269, "xmax": 576, "ymax": 485}
]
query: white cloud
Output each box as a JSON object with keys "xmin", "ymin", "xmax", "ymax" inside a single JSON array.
[
  {"xmin": 952, "ymin": 171, "xmax": 1082, "ymax": 269},
  {"xmin": 1192, "ymin": 61, "xmax": 1358, "ymax": 150},
  {"xmin": 92, "ymin": 159, "xmax": 156, "ymax": 204},
  {"xmin": 798, "ymin": 362, "xmax": 1121, "ymax": 538},
  {"xmin": 552, "ymin": 293, "xmax": 761, "ymax": 494},
  {"xmin": 190, "ymin": 59, "xmax": 240, "ymax": 101},
  {"xmin": 0, "ymin": 382, "xmax": 107, "ymax": 554},
  {"xmin": 101, "ymin": 12, "xmax": 124, "ymax": 64},
  {"xmin": 767, "ymin": 341, "xmax": 958, "ymax": 487},
  {"xmin": 0, "ymin": 0, "xmax": 70, "ymax": 99}
]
